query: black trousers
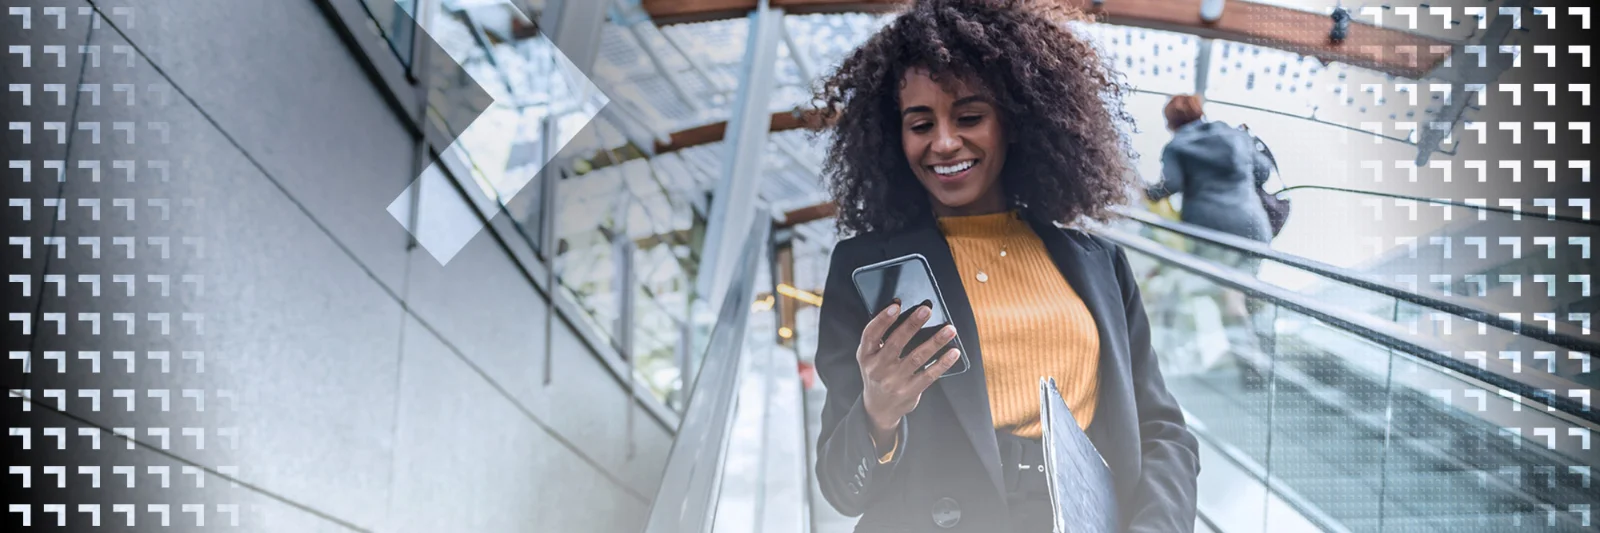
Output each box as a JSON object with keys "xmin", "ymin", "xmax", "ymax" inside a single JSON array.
[
  {"xmin": 998, "ymin": 431, "xmax": 1055, "ymax": 532},
  {"xmin": 1009, "ymin": 498, "xmax": 1056, "ymax": 532}
]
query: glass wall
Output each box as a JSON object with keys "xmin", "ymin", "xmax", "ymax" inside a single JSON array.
[
  {"xmin": 359, "ymin": 0, "xmax": 419, "ymax": 66},
  {"xmin": 423, "ymin": 1, "xmax": 609, "ymax": 256},
  {"xmin": 1128, "ymin": 246, "xmax": 1600, "ymax": 532},
  {"xmin": 356, "ymin": 0, "xmax": 720, "ymax": 411},
  {"xmin": 553, "ymin": 154, "xmax": 708, "ymax": 409}
]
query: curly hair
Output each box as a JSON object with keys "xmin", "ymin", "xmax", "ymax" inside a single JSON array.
[{"xmin": 813, "ymin": 0, "xmax": 1136, "ymax": 236}]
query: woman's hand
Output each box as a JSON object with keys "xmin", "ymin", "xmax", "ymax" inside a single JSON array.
[{"xmin": 857, "ymin": 302, "xmax": 962, "ymax": 450}]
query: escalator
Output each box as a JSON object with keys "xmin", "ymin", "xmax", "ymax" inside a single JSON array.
[
  {"xmin": 1123, "ymin": 185, "xmax": 1597, "ymax": 354},
  {"xmin": 639, "ymin": 208, "xmax": 820, "ymax": 533},
  {"xmin": 1104, "ymin": 194, "xmax": 1597, "ymax": 532},
  {"xmin": 638, "ymin": 197, "xmax": 1596, "ymax": 532}
]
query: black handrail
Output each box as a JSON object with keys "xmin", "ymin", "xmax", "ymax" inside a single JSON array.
[
  {"xmin": 1127, "ymin": 88, "xmax": 1458, "ymax": 156},
  {"xmin": 1275, "ymin": 184, "xmax": 1599, "ymax": 227},
  {"xmin": 1097, "ymin": 227, "xmax": 1600, "ymax": 426},
  {"xmin": 1119, "ymin": 208, "xmax": 1600, "ymax": 357}
]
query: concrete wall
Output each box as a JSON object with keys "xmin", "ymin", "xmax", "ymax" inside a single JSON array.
[{"xmin": 11, "ymin": 1, "xmax": 672, "ymax": 531}]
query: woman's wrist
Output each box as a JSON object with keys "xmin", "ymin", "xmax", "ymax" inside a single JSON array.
[{"xmin": 864, "ymin": 404, "xmax": 901, "ymax": 451}]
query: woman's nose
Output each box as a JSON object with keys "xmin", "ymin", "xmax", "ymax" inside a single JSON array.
[{"xmin": 932, "ymin": 126, "xmax": 962, "ymax": 154}]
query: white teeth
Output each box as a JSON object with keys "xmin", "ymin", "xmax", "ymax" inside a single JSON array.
[{"xmin": 933, "ymin": 160, "xmax": 975, "ymax": 175}]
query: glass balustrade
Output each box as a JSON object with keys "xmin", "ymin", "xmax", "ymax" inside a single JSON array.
[{"xmin": 1127, "ymin": 245, "xmax": 1600, "ymax": 532}]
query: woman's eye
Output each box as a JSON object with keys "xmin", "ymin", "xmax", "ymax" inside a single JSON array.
[
  {"xmin": 909, "ymin": 123, "xmax": 933, "ymax": 134},
  {"xmin": 958, "ymin": 115, "xmax": 983, "ymax": 126}
]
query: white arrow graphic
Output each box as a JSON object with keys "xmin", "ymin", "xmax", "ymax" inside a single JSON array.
[{"xmin": 387, "ymin": 1, "xmax": 607, "ymax": 265}]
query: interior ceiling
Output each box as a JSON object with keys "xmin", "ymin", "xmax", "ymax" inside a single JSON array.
[
  {"xmin": 558, "ymin": 0, "xmax": 1490, "ymax": 254},
  {"xmin": 606, "ymin": 0, "xmax": 1467, "ymax": 165},
  {"xmin": 638, "ymin": 0, "xmax": 1454, "ymax": 78}
]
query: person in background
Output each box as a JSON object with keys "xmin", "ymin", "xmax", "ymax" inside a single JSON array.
[
  {"xmin": 1145, "ymin": 94, "xmax": 1275, "ymax": 384},
  {"xmin": 810, "ymin": 1, "xmax": 1199, "ymax": 531},
  {"xmin": 1144, "ymin": 94, "xmax": 1274, "ymax": 246}
]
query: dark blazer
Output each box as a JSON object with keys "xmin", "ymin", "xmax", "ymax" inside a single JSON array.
[{"xmin": 813, "ymin": 211, "xmax": 1200, "ymax": 532}]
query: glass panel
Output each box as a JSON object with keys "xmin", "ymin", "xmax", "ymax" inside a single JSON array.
[
  {"xmin": 1263, "ymin": 186, "xmax": 1599, "ymax": 323},
  {"xmin": 361, "ymin": 0, "xmax": 417, "ymax": 66},
  {"xmin": 1366, "ymin": 189, "xmax": 1592, "ymax": 319},
  {"xmin": 424, "ymin": 3, "xmax": 610, "ymax": 255},
  {"xmin": 1128, "ymin": 250, "xmax": 1274, "ymax": 462},
  {"xmin": 1127, "ymin": 247, "xmax": 1276, "ymax": 532},
  {"xmin": 1129, "ymin": 242, "xmax": 1599, "ymax": 532},
  {"xmin": 549, "ymin": 152, "xmax": 710, "ymax": 408},
  {"xmin": 1123, "ymin": 94, "xmax": 1449, "ymax": 284},
  {"xmin": 627, "ymin": 154, "xmax": 704, "ymax": 407},
  {"xmin": 632, "ymin": 220, "xmax": 697, "ymax": 409},
  {"xmin": 1133, "ymin": 209, "xmax": 1598, "ymax": 390},
  {"xmin": 1265, "ymin": 306, "xmax": 1393, "ymax": 530},
  {"xmin": 633, "ymin": 282, "xmax": 686, "ymax": 407},
  {"xmin": 554, "ymin": 167, "xmax": 625, "ymax": 346},
  {"xmin": 1422, "ymin": 311, "xmax": 1598, "ymax": 392},
  {"xmin": 1383, "ymin": 352, "xmax": 1600, "ymax": 532},
  {"xmin": 1125, "ymin": 213, "xmax": 1596, "ymax": 395},
  {"xmin": 1128, "ymin": 221, "xmax": 1406, "ymax": 326}
]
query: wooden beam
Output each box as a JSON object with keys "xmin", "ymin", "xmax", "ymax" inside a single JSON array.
[
  {"xmin": 652, "ymin": 108, "xmax": 819, "ymax": 154},
  {"xmin": 642, "ymin": 0, "xmax": 903, "ymax": 24},
  {"xmin": 511, "ymin": 17, "xmax": 540, "ymax": 41},
  {"xmin": 623, "ymin": 0, "xmax": 1456, "ymax": 157},
  {"xmin": 778, "ymin": 201, "xmax": 838, "ymax": 228},
  {"xmin": 775, "ymin": 243, "xmax": 798, "ymax": 346},
  {"xmin": 633, "ymin": 228, "xmax": 696, "ymax": 250},
  {"xmin": 642, "ymin": 0, "xmax": 1450, "ymax": 78},
  {"xmin": 1087, "ymin": 0, "xmax": 1451, "ymax": 79},
  {"xmin": 578, "ymin": 108, "xmax": 821, "ymax": 175}
]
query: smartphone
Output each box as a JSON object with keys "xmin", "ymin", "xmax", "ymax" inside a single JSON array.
[{"xmin": 850, "ymin": 254, "xmax": 970, "ymax": 378}]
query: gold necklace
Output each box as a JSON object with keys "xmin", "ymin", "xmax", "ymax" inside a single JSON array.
[{"xmin": 975, "ymin": 244, "xmax": 1007, "ymax": 283}]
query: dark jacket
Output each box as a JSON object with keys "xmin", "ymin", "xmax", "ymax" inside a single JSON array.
[
  {"xmin": 814, "ymin": 212, "xmax": 1200, "ymax": 532},
  {"xmin": 1146, "ymin": 119, "xmax": 1274, "ymax": 243}
]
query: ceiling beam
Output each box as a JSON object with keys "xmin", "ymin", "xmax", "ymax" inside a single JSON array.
[
  {"xmin": 643, "ymin": 0, "xmax": 1451, "ymax": 78},
  {"xmin": 778, "ymin": 201, "xmax": 838, "ymax": 228},
  {"xmin": 575, "ymin": 108, "xmax": 819, "ymax": 174},
  {"xmin": 618, "ymin": 0, "xmax": 1457, "ymax": 159},
  {"xmin": 653, "ymin": 108, "xmax": 820, "ymax": 153},
  {"xmin": 642, "ymin": 0, "xmax": 903, "ymax": 24}
]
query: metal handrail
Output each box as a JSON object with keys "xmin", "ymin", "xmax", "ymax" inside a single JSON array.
[
  {"xmin": 1096, "ymin": 227, "xmax": 1600, "ymax": 426},
  {"xmin": 1275, "ymin": 184, "xmax": 1599, "ymax": 227},
  {"xmin": 1118, "ymin": 208, "xmax": 1600, "ymax": 357},
  {"xmin": 642, "ymin": 208, "xmax": 772, "ymax": 533},
  {"xmin": 1125, "ymin": 88, "xmax": 1458, "ymax": 156}
]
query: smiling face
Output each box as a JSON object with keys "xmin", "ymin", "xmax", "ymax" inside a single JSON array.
[{"xmin": 898, "ymin": 68, "xmax": 1009, "ymax": 217}]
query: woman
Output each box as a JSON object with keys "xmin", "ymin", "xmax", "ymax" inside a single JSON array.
[
  {"xmin": 810, "ymin": 1, "xmax": 1199, "ymax": 531},
  {"xmin": 1145, "ymin": 94, "xmax": 1274, "ymax": 245},
  {"xmin": 1146, "ymin": 95, "xmax": 1276, "ymax": 381}
]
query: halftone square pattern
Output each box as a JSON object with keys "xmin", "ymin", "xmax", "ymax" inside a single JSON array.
[
  {"xmin": 5, "ymin": 3, "xmax": 252, "ymax": 529},
  {"xmin": 6, "ymin": 2, "xmax": 407, "ymax": 529},
  {"xmin": 1131, "ymin": 2, "xmax": 1595, "ymax": 532},
  {"xmin": 1226, "ymin": 2, "xmax": 1595, "ymax": 531}
]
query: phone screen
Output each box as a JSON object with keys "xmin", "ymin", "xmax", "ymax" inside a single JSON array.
[
  {"xmin": 854, "ymin": 257, "xmax": 949, "ymax": 326},
  {"xmin": 851, "ymin": 255, "xmax": 968, "ymax": 377}
]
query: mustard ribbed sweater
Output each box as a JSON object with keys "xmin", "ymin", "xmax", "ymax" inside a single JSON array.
[{"xmin": 938, "ymin": 211, "xmax": 1100, "ymax": 438}]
